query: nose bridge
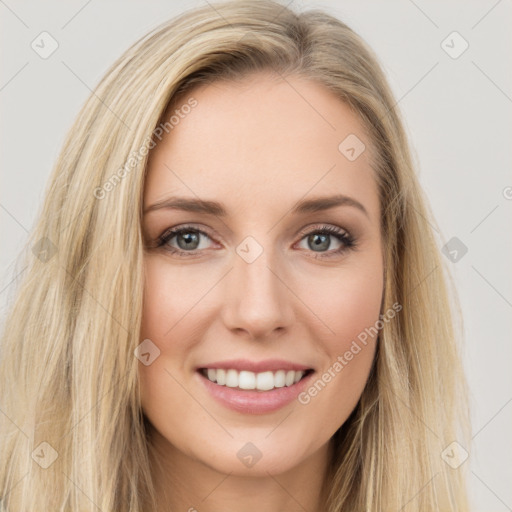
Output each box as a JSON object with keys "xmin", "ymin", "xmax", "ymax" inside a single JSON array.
[{"xmin": 221, "ymin": 236, "xmax": 294, "ymax": 337}]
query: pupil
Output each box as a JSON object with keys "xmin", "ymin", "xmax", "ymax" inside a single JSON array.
[
  {"xmin": 309, "ymin": 233, "xmax": 329, "ymax": 251},
  {"xmin": 178, "ymin": 231, "xmax": 199, "ymax": 250}
]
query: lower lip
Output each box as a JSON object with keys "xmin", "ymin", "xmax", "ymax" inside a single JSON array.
[{"xmin": 197, "ymin": 370, "xmax": 314, "ymax": 414}]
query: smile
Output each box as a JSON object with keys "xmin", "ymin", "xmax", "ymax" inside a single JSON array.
[
  {"xmin": 199, "ymin": 368, "xmax": 313, "ymax": 391},
  {"xmin": 196, "ymin": 361, "xmax": 316, "ymax": 414}
]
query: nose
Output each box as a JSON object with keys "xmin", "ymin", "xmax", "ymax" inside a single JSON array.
[{"xmin": 220, "ymin": 242, "xmax": 295, "ymax": 340}]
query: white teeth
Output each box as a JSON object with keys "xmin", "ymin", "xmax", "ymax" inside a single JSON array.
[
  {"xmin": 274, "ymin": 370, "xmax": 285, "ymax": 388},
  {"xmin": 239, "ymin": 370, "xmax": 256, "ymax": 390},
  {"xmin": 216, "ymin": 368, "xmax": 226, "ymax": 385},
  {"xmin": 225, "ymin": 369, "xmax": 238, "ymax": 387},
  {"xmin": 256, "ymin": 371, "xmax": 274, "ymax": 391},
  {"xmin": 202, "ymin": 368, "xmax": 307, "ymax": 390}
]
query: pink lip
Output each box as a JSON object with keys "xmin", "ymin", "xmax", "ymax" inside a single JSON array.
[
  {"xmin": 197, "ymin": 358, "xmax": 313, "ymax": 373},
  {"xmin": 196, "ymin": 368, "xmax": 315, "ymax": 415}
]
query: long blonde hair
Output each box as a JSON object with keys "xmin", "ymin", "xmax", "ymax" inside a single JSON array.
[{"xmin": 0, "ymin": 1, "xmax": 471, "ymax": 510}]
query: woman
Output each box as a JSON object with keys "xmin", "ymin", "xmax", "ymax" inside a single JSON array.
[{"xmin": 0, "ymin": 1, "xmax": 471, "ymax": 510}]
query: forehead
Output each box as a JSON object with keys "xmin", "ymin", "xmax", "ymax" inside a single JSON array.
[{"xmin": 144, "ymin": 72, "xmax": 379, "ymax": 221}]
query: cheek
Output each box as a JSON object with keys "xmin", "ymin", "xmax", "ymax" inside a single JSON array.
[
  {"xmin": 140, "ymin": 255, "xmax": 211, "ymax": 342},
  {"xmin": 294, "ymin": 256, "xmax": 382, "ymax": 419},
  {"xmin": 138, "ymin": 255, "xmax": 223, "ymax": 420},
  {"xmin": 138, "ymin": 257, "xmax": 190, "ymax": 410},
  {"xmin": 298, "ymin": 254, "xmax": 383, "ymax": 347},
  {"xmin": 137, "ymin": 257, "xmax": 201, "ymax": 447}
]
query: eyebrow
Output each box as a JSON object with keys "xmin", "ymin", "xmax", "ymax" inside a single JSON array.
[{"xmin": 143, "ymin": 193, "xmax": 369, "ymax": 218}]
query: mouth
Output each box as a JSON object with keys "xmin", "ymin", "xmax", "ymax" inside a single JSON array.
[
  {"xmin": 195, "ymin": 358, "xmax": 316, "ymax": 414},
  {"xmin": 198, "ymin": 367, "xmax": 315, "ymax": 392}
]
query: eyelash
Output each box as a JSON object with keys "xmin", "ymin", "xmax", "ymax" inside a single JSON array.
[{"xmin": 155, "ymin": 223, "xmax": 357, "ymax": 259}]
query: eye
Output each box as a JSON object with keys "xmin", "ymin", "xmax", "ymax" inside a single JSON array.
[
  {"xmin": 153, "ymin": 223, "xmax": 357, "ymax": 259},
  {"xmin": 156, "ymin": 225, "xmax": 216, "ymax": 256},
  {"xmin": 295, "ymin": 224, "xmax": 356, "ymax": 258}
]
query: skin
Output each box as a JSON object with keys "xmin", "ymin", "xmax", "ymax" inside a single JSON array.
[{"xmin": 139, "ymin": 71, "xmax": 384, "ymax": 512}]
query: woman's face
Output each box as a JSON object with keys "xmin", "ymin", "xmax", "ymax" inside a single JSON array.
[{"xmin": 139, "ymin": 71, "xmax": 383, "ymax": 477}]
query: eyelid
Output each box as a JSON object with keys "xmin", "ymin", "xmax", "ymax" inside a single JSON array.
[{"xmin": 295, "ymin": 222, "xmax": 350, "ymax": 238}]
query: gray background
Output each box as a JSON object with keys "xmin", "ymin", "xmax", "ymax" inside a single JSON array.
[{"xmin": 1, "ymin": 1, "xmax": 511, "ymax": 510}]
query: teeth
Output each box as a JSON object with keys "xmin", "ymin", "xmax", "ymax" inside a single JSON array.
[
  {"xmin": 216, "ymin": 369, "xmax": 226, "ymax": 385},
  {"xmin": 202, "ymin": 368, "xmax": 307, "ymax": 390}
]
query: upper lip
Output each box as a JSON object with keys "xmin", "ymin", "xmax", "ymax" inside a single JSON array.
[{"xmin": 197, "ymin": 358, "xmax": 313, "ymax": 373}]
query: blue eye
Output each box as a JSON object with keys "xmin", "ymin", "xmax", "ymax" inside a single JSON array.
[
  {"xmin": 296, "ymin": 225, "xmax": 356, "ymax": 257},
  {"xmin": 155, "ymin": 223, "xmax": 356, "ymax": 258},
  {"xmin": 157, "ymin": 225, "xmax": 213, "ymax": 255}
]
